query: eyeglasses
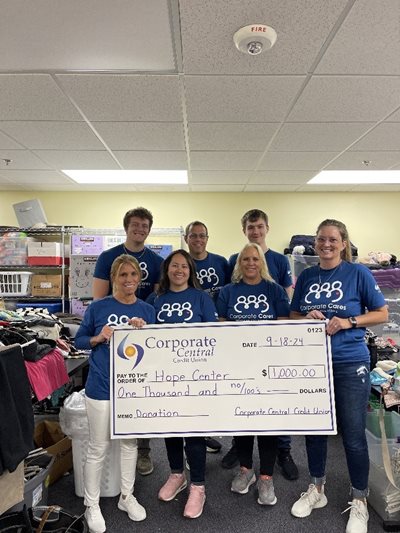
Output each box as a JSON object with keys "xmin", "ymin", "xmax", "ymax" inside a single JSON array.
[{"xmin": 187, "ymin": 233, "xmax": 208, "ymax": 240}]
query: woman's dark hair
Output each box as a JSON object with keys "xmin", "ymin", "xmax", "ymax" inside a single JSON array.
[
  {"xmin": 316, "ymin": 219, "xmax": 352, "ymax": 262},
  {"xmin": 157, "ymin": 249, "xmax": 200, "ymax": 294}
]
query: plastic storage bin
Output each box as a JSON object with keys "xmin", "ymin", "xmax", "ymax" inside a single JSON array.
[
  {"xmin": 0, "ymin": 271, "xmax": 32, "ymax": 296},
  {"xmin": 16, "ymin": 301, "xmax": 63, "ymax": 313},
  {"xmin": 0, "ymin": 232, "xmax": 28, "ymax": 266},
  {"xmin": 60, "ymin": 390, "xmax": 121, "ymax": 498}
]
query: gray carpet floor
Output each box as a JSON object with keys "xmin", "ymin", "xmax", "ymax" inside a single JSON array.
[{"xmin": 48, "ymin": 435, "xmax": 389, "ymax": 532}]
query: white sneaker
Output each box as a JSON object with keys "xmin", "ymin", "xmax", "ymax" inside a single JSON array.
[
  {"xmin": 291, "ymin": 484, "xmax": 328, "ymax": 518},
  {"xmin": 343, "ymin": 499, "xmax": 369, "ymax": 533},
  {"xmin": 84, "ymin": 504, "xmax": 106, "ymax": 533},
  {"xmin": 117, "ymin": 494, "xmax": 146, "ymax": 521}
]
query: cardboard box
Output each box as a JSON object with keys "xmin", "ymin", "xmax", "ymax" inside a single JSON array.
[
  {"xmin": 31, "ymin": 274, "xmax": 62, "ymax": 297},
  {"xmin": 70, "ymin": 298, "xmax": 92, "ymax": 317},
  {"xmin": 71, "ymin": 235, "xmax": 104, "ymax": 255},
  {"xmin": 34, "ymin": 420, "xmax": 72, "ymax": 485},
  {"xmin": 69, "ymin": 256, "xmax": 97, "ymax": 298}
]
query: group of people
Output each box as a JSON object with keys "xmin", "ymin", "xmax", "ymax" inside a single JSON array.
[{"xmin": 75, "ymin": 206, "xmax": 388, "ymax": 533}]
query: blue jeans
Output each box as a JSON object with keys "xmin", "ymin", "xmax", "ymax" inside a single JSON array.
[
  {"xmin": 305, "ymin": 362, "xmax": 370, "ymax": 498},
  {"xmin": 164, "ymin": 437, "xmax": 206, "ymax": 485}
]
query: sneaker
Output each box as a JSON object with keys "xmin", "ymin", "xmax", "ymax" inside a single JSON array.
[
  {"xmin": 205, "ymin": 437, "xmax": 222, "ymax": 453},
  {"xmin": 231, "ymin": 467, "xmax": 256, "ymax": 494},
  {"xmin": 221, "ymin": 443, "xmax": 239, "ymax": 469},
  {"xmin": 291, "ymin": 484, "xmax": 328, "ymax": 517},
  {"xmin": 278, "ymin": 453, "xmax": 299, "ymax": 480},
  {"xmin": 257, "ymin": 478, "xmax": 277, "ymax": 506},
  {"xmin": 117, "ymin": 494, "xmax": 146, "ymax": 522},
  {"xmin": 84, "ymin": 504, "xmax": 106, "ymax": 533},
  {"xmin": 158, "ymin": 473, "xmax": 187, "ymax": 501},
  {"xmin": 136, "ymin": 449, "xmax": 154, "ymax": 476},
  {"xmin": 343, "ymin": 499, "xmax": 369, "ymax": 533},
  {"xmin": 183, "ymin": 484, "xmax": 206, "ymax": 519}
]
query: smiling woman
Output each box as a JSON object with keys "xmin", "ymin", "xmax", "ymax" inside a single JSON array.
[{"xmin": 74, "ymin": 254, "xmax": 156, "ymax": 533}]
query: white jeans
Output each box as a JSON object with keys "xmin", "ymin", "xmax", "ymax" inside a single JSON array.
[{"xmin": 84, "ymin": 396, "xmax": 138, "ymax": 507}]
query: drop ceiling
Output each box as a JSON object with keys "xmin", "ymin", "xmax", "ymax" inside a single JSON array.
[{"xmin": 0, "ymin": 0, "xmax": 399, "ymax": 192}]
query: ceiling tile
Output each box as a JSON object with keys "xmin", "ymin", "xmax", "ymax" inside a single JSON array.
[
  {"xmin": 93, "ymin": 122, "xmax": 185, "ymax": 150},
  {"xmin": 0, "ymin": 150, "xmax": 51, "ymax": 170},
  {"xmin": 316, "ymin": 0, "xmax": 400, "ymax": 75},
  {"xmin": 188, "ymin": 123, "xmax": 279, "ymax": 151},
  {"xmin": 180, "ymin": 0, "xmax": 349, "ymax": 74},
  {"xmin": 57, "ymin": 75, "xmax": 183, "ymax": 121},
  {"xmin": 288, "ymin": 76, "xmax": 400, "ymax": 122},
  {"xmin": 350, "ymin": 123, "xmax": 400, "ymax": 151},
  {"xmin": 0, "ymin": 121, "xmax": 104, "ymax": 150},
  {"xmin": 113, "ymin": 151, "xmax": 187, "ymax": 169},
  {"xmin": 250, "ymin": 170, "xmax": 316, "ymax": 184},
  {"xmin": 32, "ymin": 150, "xmax": 119, "ymax": 169},
  {"xmin": 0, "ymin": 0, "xmax": 175, "ymax": 71},
  {"xmin": 0, "ymin": 170, "xmax": 70, "ymax": 183},
  {"xmin": 185, "ymin": 76, "xmax": 306, "ymax": 122},
  {"xmin": 298, "ymin": 184, "xmax": 353, "ymax": 191},
  {"xmin": 190, "ymin": 151, "xmax": 261, "ymax": 170},
  {"xmin": 326, "ymin": 151, "xmax": 400, "ymax": 170},
  {"xmin": 0, "ymin": 130, "xmax": 24, "ymax": 149},
  {"xmin": 0, "ymin": 74, "xmax": 82, "ymax": 120},
  {"xmin": 271, "ymin": 123, "xmax": 374, "ymax": 151},
  {"xmin": 259, "ymin": 152, "xmax": 338, "ymax": 171},
  {"xmin": 190, "ymin": 171, "xmax": 250, "ymax": 184}
]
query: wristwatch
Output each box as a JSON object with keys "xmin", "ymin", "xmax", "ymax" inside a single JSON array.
[{"xmin": 348, "ymin": 316, "xmax": 357, "ymax": 328}]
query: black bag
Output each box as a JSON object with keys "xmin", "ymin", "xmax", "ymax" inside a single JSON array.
[
  {"xmin": 0, "ymin": 506, "xmax": 88, "ymax": 532},
  {"xmin": 0, "ymin": 328, "xmax": 38, "ymax": 361}
]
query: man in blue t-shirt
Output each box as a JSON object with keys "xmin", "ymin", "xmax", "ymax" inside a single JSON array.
[
  {"xmin": 184, "ymin": 220, "xmax": 230, "ymax": 301},
  {"xmin": 224, "ymin": 209, "xmax": 298, "ymax": 481},
  {"xmin": 184, "ymin": 220, "xmax": 230, "ymax": 454},
  {"xmin": 92, "ymin": 206, "xmax": 162, "ymax": 477}
]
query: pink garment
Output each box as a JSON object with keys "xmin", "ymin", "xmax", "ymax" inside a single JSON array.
[{"xmin": 24, "ymin": 349, "xmax": 69, "ymax": 401}]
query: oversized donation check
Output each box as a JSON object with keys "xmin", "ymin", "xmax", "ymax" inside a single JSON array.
[{"xmin": 110, "ymin": 320, "xmax": 336, "ymax": 438}]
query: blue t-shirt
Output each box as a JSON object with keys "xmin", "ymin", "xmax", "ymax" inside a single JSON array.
[
  {"xmin": 147, "ymin": 287, "xmax": 218, "ymax": 324},
  {"xmin": 228, "ymin": 248, "xmax": 292, "ymax": 289},
  {"xmin": 93, "ymin": 243, "xmax": 163, "ymax": 301},
  {"xmin": 290, "ymin": 261, "xmax": 386, "ymax": 364},
  {"xmin": 193, "ymin": 252, "xmax": 230, "ymax": 300},
  {"xmin": 217, "ymin": 280, "xmax": 290, "ymax": 321},
  {"xmin": 75, "ymin": 296, "xmax": 155, "ymax": 400}
]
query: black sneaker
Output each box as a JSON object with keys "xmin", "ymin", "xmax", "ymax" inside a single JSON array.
[
  {"xmin": 221, "ymin": 443, "xmax": 239, "ymax": 469},
  {"xmin": 278, "ymin": 453, "xmax": 299, "ymax": 481},
  {"xmin": 205, "ymin": 437, "xmax": 222, "ymax": 453}
]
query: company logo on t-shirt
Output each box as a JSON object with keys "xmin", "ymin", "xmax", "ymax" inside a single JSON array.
[
  {"xmin": 107, "ymin": 313, "xmax": 131, "ymax": 326},
  {"xmin": 196, "ymin": 267, "xmax": 219, "ymax": 287},
  {"xmin": 139, "ymin": 261, "xmax": 149, "ymax": 281},
  {"xmin": 157, "ymin": 302, "xmax": 193, "ymax": 322},
  {"xmin": 305, "ymin": 281, "xmax": 343, "ymax": 304},
  {"xmin": 234, "ymin": 294, "xmax": 269, "ymax": 314}
]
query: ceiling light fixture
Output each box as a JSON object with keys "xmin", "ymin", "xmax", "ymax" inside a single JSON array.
[
  {"xmin": 233, "ymin": 24, "xmax": 277, "ymax": 55},
  {"xmin": 308, "ymin": 170, "xmax": 400, "ymax": 185},
  {"xmin": 62, "ymin": 169, "xmax": 188, "ymax": 185}
]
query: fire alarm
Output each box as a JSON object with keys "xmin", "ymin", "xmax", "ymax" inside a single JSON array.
[{"xmin": 233, "ymin": 24, "xmax": 277, "ymax": 55}]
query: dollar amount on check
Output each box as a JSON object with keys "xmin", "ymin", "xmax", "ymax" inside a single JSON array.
[{"xmin": 110, "ymin": 320, "xmax": 336, "ymax": 438}]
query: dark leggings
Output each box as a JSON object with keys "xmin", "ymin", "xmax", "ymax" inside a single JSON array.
[
  {"xmin": 164, "ymin": 436, "xmax": 206, "ymax": 484},
  {"xmin": 235, "ymin": 435, "xmax": 278, "ymax": 476}
]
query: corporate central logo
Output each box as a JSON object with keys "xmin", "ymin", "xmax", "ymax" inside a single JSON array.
[{"xmin": 117, "ymin": 334, "xmax": 145, "ymax": 368}]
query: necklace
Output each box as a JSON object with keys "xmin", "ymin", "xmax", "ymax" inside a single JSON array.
[
  {"xmin": 318, "ymin": 261, "xmax": 341, "ymax": 285},
  {"xmin": 123, "ymin": 244, "xmax": 146, "ymax": 260}
]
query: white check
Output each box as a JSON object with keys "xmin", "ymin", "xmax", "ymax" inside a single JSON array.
[{"xmin": 110, "ymin": 320, "xmax": 336, "ymax": 438}]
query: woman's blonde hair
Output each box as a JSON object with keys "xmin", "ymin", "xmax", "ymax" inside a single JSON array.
[
  {"xmin": 316, "ymin": 219, "xmax": 352, "ymax": 262},
  {"xmin": 110, "ymin": 254, "xmax": 142, "ymax": 293},
  {"xmin": 232, "ymin": 243, "xmax": 274, "ymax": 283}
]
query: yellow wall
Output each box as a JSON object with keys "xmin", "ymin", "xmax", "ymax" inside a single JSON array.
[{"xmin": 0, "ymin": 190, "xmax": 398, "ymax": 259}]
